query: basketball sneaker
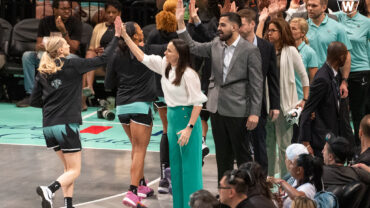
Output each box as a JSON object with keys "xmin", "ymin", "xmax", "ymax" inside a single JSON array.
[
  {"xmin": 138, "ymin": 185, "xmax": 154, "ymax": 198},
  {"xmin": 36, "ymin": 186, "xmax": 53, "ymax": 208}
]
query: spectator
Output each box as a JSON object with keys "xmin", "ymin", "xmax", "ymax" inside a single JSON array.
[
  {"xmin": 239, "ymin": 162, "xmax": 276, "ymax": 208},
  {"xmin": 285, "ymin": 0, "xmax": 307, "ymax": 22},
  {"xmin": 177, "ymin": 6, "xmax": 264, "ymax": 182},
  {"xmin": 238, "ymin": 8, "xmax": 280, "ymax": 176},
  {"xmin": 289, "ymin": 17, "xmax": 318, "ymax": 143},
  {"xmin": 306, "ymin": 0, "xmax": 352, "ymax": 98},
  {"xmin": 358, "ymin": 0, "xmax": 370, "ymax": 17},
  {"xmin": 80, "ymin": 1, "xmax": 105, "ymax": 24},
  {"xmin": 298, "ymin": 42, "xmax": 347, "ymax": 157},
  {"xmin": 355, "ymin": 114, "xmax": 370, "ymax": 165},
  {"xmin": 189, "ymin": 189, "xmax": 220, "ymax": 208},
  {"xmin": 218, "ymin": 169, "xmax": 250, "ymax": 208},
  {"xmin": 322, "ymin": 132, "xmax": 370, "ymax": 189},
  {"xmin": 268, "ymin": 153, "xmax": 323, "ymax": 208},
  {"xmin": 17, "ymin": 0, "xmax": 82, "ymax": 107},
  {"xmin": 284, "ymin": 143, "xmax": 310, "ymax": 184},
  {"xmin": 291, "ymin": 196, "xmax": 317, "ymax": 208},
  {"xmin": 265, "ymin": 18, "xmax": 309, "ymax": 176},
  {"xmin": 82, "ymin": 0, "xmax": 122, "ymax": 111},
  {"xmin": 333, "ymin": 4, "xmax": 370, "ymax": 145}
]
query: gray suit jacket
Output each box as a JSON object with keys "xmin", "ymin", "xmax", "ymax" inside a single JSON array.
[{"xmin": 178, "ymin": 30, "xmax": 263, "ymax": 117}]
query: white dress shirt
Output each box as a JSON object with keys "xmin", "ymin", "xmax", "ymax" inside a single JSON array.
[
  {"xmin": 222, "ymin": 35, "xmax": 241, "ymax": 82},
  {"xmin": 141, "ymin": 54, "xmax": 208, "ymax": 107}
]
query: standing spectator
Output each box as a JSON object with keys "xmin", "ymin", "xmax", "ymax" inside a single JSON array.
[
  {"xmin": 289, "ymin": 17, "xmax": 318, "ymax": 143},
  {"xmin": 177, "ymin": 1, "xmax": 264, "ymax": 181},
  {"xmin": 30, "ymin": 17, "xmax": 121, "ymax": 208},
  {"xmin": 306, "ymin": 0, "xmax": 352, "ymax": 98},
  {"xmin": 333, "ymin": 5, "xmax": 370, "ymax": 146},
  {"xmin": 17, "ymin": 0, "xmax": 82, "ymax": 107},
  {"xmin": 358, "ymin": 0, "xmax": 370, "ymax": 17},
  {"xmin": 298, "ymin": 42, "xmax": 347, "ymax": 156},
  {"xmin": 265, "ymin": 18, "xmax": 309, "ymax": 176},
  {"xmin": 82, "ymin": 0, "xmax": 122, "ymax": 111},
  {"xmin": 355, "ymin": 114, "xmax": 370, "ymax": 166},
  {"xmin": 121, "ymin": 25, "xmax": 208, "ymax": 208},
  {"xmin": 238, "ymin": 8, "xmax": 280, "ymax": 176}
]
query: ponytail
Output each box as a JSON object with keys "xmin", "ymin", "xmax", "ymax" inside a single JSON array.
[
  {"xmin": 37, "ymin": 36, "xmax": 66, "ymax": 75},
  {"xmin": 118, "ymin": 21, "xmax": 137, "ymax": 53},
  {"xmin": 296, "ymin": 154, "xmax": 323, "ymax": 191},
  {"xmin": 303, "ymin": 36, "xmax": 309, "ymax": 45}
]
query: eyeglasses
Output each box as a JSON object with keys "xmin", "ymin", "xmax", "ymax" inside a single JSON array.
[
  {"xmin": 58, "ymin": 7, "xmax": 71, "ymax": 11},
  {"xmin": 267, "ymin": 29, "xmax": 279, "ymax": 33},
  {"xmin": 218, "ymin": 185, "xmax": 232, "ymax": 190}
]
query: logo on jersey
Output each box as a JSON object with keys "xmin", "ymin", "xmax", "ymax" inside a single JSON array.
[
  {"xmin": 51, "ymin": 79, "xmax": 62, "ymax": 89},
  {"xmin": 337, "ymin": 0, "xmax": 359, "ymax": 14}
]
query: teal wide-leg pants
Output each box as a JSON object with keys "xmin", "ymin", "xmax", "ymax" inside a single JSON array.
[{"xmin": 167, "ymin": 106, "xmax": 203, "ymax": 208}]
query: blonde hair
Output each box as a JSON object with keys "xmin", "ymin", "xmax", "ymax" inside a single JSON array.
[
  {"xmin": 290, "ymin": 17, "xmax": 310, "ymax": 44},
  {"xmin": 291, "ymin": 196, "xmax": 317, "ymax": 208},
  {"xmin": 38, "ymin": 36, "xmax": 66, "ymax": 75}
]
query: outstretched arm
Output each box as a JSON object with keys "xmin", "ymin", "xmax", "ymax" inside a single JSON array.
[{"xmin": 121, "ymin": 23, "xmax": 145, "ymax": 62}]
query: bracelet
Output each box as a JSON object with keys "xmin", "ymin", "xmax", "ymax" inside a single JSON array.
[
  {"xmin": 62, "ymin": 31, "xmax": 68, "ymax": 37},
  {"xmin": 303, "ymin": 98, "xmax": 308, "ymax": 102},
  {"xmin": 342, "ymin": 78, "xmax": 348, "ymax": 84}
]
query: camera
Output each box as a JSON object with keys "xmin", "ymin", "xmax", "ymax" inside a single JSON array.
[{"xmin": 97, "ymin": 97, "xmax": 115, "ymax": 121}]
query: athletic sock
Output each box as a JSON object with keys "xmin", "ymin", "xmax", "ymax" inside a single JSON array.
[
  {"xmin": 202, "ymin": 136, "xmax": 206, "ymax": 143},
  {"xmin": 129, "ymin": 185, "xmax": 138, "ymax": 195},
  {"xmin": 139, "ymin": 177, "xmax": 147, "ymax": 186},
  {"xmin": 48, "ymin": 181, "xmax": 61, "ymax": 193},
  {"xmin": 64, "ymin": 197, "xmax": 73, "ymax": 208}
]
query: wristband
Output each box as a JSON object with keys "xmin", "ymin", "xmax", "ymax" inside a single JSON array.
[
  {"xmin": 187, "ymin": 124, "xmax": 194, "ymax": 129},
  {"xmin": 303, "ymin": 98, "xmax": 308, "ymax": 102},
  {"xmin": 62, "ymin": 31, "xmax": 68, "ymax": 37}
]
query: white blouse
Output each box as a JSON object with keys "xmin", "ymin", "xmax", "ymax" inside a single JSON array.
[{"xmin": 141, "ymin": 54, "xmax": 208, "ymax": 107}]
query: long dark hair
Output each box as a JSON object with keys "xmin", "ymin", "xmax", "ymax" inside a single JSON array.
[
  {"xmin": 118, "ymin": 21, "xmax": 137, "ymax": 52},
  {"xmin": 266, "ymin": 18, "xmax": 295, "ymax": 51},
  {"xmin": 296, "ymin": 154, "xmax": 323, "ymax": 191},
  {"xmin": 165, "ymin": 39, "xmax": 191, "ymax": 86},
  {"xmin": 239, "ymin": 162, "xmax": 273, "ymax": 199}
]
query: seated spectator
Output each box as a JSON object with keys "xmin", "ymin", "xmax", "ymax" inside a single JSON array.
[
  {"xmin": 354, "ymin": 114, "xmax": 370, "ymax": 166},
  {"xmin": 218, "ymin": 169, "xmax": 249, "ymax": 208},
  {"xmin": 0, "ymin": 22, "xmax": 5, "ymax": 70},
  {"xmin": 284, "ymin": 144, "xmax": 310, "ymax": 185},
  {"xmin": 189, "ymin": 189, "xmax": 220, "ymax": 208},
  {"xmin": 82, "ymin": 0, "xmax": 121, "ymax": 111},
  {"xmin": 36, "ymin": 0, "xmax": 86, "ymax": 20},
  {"xmin": 322, "ymin": 132, "xmax": 370, "ymax": 191},
  {"xmin": 238, "ymin": 162, "xmax": 276, "ymax": 208},
  {"xmin": 17, "ymin": 0, "xmax": 82, "ymax": 107},
  {"xmin": 268, "ymin": 153, "xmax": 323, "ymax": 208},
  {"xmin": 291, "ymin": 196, "xmax": 317, "ymax": 208}
]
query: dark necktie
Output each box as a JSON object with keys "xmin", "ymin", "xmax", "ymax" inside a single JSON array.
[{"xmin": 334, "ymin": 74, "xmax": 341, "ymax": 101}]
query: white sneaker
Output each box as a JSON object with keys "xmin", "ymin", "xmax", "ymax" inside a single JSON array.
[{"xmin": 36, "ymin": 186, "xmax": 53, "ymax": 208}]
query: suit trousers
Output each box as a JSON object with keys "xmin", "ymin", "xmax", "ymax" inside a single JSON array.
[
  {"xmin": 251, "ymin": 116, "xmax": 268, "ymax": 176},
  {"xmin": 266, "ymin": 112, "xmax": 292, "ymax": 176},
  {"xmin": 167, "ymin": 106, "xmax": 203, "ymax": 208},
  {"xmin": 210, "ymin": 112, "xmax": 252, "ymax": 181}
]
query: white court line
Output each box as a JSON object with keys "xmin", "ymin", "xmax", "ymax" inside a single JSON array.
[
  {"xmin": 82, "ymin": 111, "xmax": 97, "ymax": 120},
  {"xmin": 83, "ymin": 121, "xmax": 162, "ymax": 127},
  {"xmin": 71, "ymin": 177, "xmax": 161, "ymax": 207}
]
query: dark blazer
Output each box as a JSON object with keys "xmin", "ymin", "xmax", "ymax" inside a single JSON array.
[
  {"xmin": 298, "ymin": 63, "xmax": 340, "ymax": 154},
  {"xmin": 256, "ymin": 37, "xmax": 280, "ymax": 118}
]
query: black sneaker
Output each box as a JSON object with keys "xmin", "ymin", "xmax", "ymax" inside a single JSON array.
[
  {"xmin": 158, "ymin": 178, "xmax": 170, "ymax": 194},
  {"xmin": 16, "ymin": 96, "xmax": 30, "ymax": 107},
  {"xmin": 202, "ymin": 139, "xmax": 210, "ymax": 158},
  {"xmin": 36, "ymin": 186, "xmax": 53, "ymax": 208}
]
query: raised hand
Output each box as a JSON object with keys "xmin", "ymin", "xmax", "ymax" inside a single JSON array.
[
  {"xmin": 259, "ymin": 7, "xmax": 269, "ymax": 22},
  {"xmin": 176, "ymin": 0, "xmax": 185, "ymax": 23},
  {"xmin": 230, "ymin": 1, "xmax": 238, "ymax": 13},
  {"xmin": 268, "ymin": 0, "xmax": 279, "ymax": 17},
  {"xmin": 55, "ymin": 16, "xmax": 67, "ymax": 34},
  {"xmin": 189, "ymin": 0, "xmax": 200, "ymax": 24},
  {"xmin": 114, "ymin": 16, "xmax": 123, "ymax": 37},
  {"xmin": 218, "ymin": 0, "xmax": 232, "ymax": 14},
  {"xmin": 278, "ymin": 0, "xmax": 287, "ymax": 12}
]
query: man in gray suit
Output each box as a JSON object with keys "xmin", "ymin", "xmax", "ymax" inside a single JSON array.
[{"xmin": 176, "ymin": 0, "xmax": 263, "ymax": 181}]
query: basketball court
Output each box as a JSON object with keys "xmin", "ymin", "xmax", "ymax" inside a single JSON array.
[{"xmin": 0, "ymin": 103, "xmax": 218, "ymax": 207}]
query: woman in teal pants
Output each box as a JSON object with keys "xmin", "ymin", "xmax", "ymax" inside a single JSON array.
[{"xmin": 121, "ymin": 23, "xmax": 207, "ymax": 208}]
